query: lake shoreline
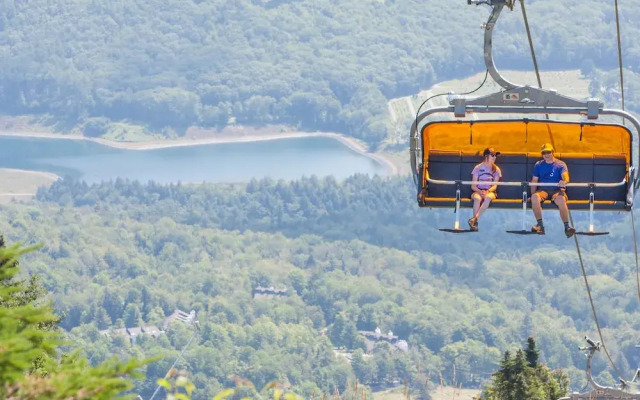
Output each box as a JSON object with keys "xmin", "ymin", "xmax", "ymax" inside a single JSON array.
[
  {"xmin": 0, "ymin": 130, "xmax": 399, "ymax": 175},
  {"xmin": 0, "ymin": 168, "xmax": 60, "ymax": 182}
]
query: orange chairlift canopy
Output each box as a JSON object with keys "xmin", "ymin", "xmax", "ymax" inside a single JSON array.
[{"xmin": 422, "ymin": 119, "xmax": 631, "ymax": 161}]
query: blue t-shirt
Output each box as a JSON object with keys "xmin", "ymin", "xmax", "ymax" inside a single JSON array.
[{"xmin": 533, "ymin": 159, "xmax": 568, "ymax": 190}]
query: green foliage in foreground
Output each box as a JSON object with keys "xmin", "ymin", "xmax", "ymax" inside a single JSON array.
[
  {"xmin": 160, "ymin": 373, "xmax": 309, "ymax": 400},
  {"xmin": 0, "ymin": 242, "xmax": 58, "ymax": 388},
  {"xmin": 0, "ymin": 241, "xmax": 149, "ymax": 400},
  {"xmin": 160, "ymin": 371, "xmax": 381, "ymax": 400},
  {"xmin": 482, "ymin": 338, "xmax": 569, "ymax": 400}
]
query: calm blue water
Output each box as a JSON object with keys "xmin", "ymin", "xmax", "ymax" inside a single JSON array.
[{"xmin": 0, "ymin": 136, "xmax": 389, "ymax": 183}]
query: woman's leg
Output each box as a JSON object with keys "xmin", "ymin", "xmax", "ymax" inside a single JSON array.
[
  {"xmin": 476, "ymin": 192, "xmax": 496, "ymax": 219},
  {"xmin": 471, "ymin": 192, "xmax": 482, "ymax": 217}
]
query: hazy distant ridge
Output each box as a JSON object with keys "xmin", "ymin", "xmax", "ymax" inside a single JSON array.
[{"xmin": 1, "ymin": 0, "xmax": 638, "ymax": 143}]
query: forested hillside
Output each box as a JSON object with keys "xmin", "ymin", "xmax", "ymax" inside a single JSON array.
[
  {"xmin": 589, "ymin": 68, "xmax": 640, "ymax": 113},
  {"xmin": 1, "ymin": 0, "xmax": 639, "ymax": 144},
  {"xmin": 0, "ymin": 176, "xmax": 636, "ymax": 398}
]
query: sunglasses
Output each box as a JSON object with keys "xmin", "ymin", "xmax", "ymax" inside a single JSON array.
[
  {"xmin": 489, "ymin": 153, "xmax": 497, "ymax": 157},
  {"xmin": 541, "ymin": 151, "xmax": 552, "ymax": 155}
]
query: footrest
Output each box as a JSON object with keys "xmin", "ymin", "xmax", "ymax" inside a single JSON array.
[
  {"xmin": 439, "ymin": 228, "xmax": 477, "ymax": 234},
  {"xmin": 575, "ymin": 231, "xmax": 609, "ymax": 236}
]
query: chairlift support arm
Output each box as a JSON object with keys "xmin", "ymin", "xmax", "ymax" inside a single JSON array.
[
  {"xmin": 462, "ymin": 0, "xmax": 604, "ymax": 116},
  {"xmin": 469, "ymin": 0, "xmax": 517, "ymax": 90},
  {"xmin": 580, "ymin": 337, "xmax": 606, "ymax": 391}
]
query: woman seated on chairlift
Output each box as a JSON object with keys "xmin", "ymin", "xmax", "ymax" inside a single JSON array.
[{"xmin": 468, "ymin": 147, "xmax": 502, "ymax": 232}]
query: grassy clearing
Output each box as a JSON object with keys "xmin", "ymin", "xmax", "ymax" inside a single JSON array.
[
  {"xmin": 0, "ymin": 169, "xmax": 59, "ymax": 204},
  {"xmin": 377, "ymin": 151, "xmax": 411, "ymax": 175},
  {"xmin": 418, "ymin": 69, "xmax": 591, "ymax": 102},
  {"xmin": 429, "ymin": 386, "xmax": 481, "ymax": 400},
  {"xmin": 374, "ymin": 386, "xmax": 480, "ymax": 400},
  {"xmin": 373, "ymin": 387, "xmax": 406, "ymax": 400},
  {"xmin": 102, "ymin": 122, "xmax": 158, "ymax": 142}
]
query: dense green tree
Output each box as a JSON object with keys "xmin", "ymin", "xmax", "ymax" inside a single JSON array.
[
  {"xmin": 102, "ymin": 289, "xmax": 125, "ymax": 323},
  {"xmin": 287, "ymin": 269, "xmax": 307, "ymax": 296},
  {"xmin": 526, "ymin": 337, "xmax": 539, "ymax": 368},
  {"xmin": 482, "ymin": 342, "xmax": 568, "ymax": 400},
  {"xmin": 94, "ymin": 308, "xmax": 112, "ymax": 330},
  {"xmin": 329, "ymin": 313, "xmax": 360, "ymax": 350},
  {"xmin": 351, "ymin": 349, "xmax": 377, "ymax": 385},
  {"xmin": 124, "ymin": 303, "xmax": 143, "ymax": 328}
]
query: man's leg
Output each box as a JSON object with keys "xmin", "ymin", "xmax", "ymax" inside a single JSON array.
[
  {"xmin": 554, "ymin": 193, "xmax": 570, "ymax": 223},
  {"xmin": 531, "ymin": 191, "xmax": 547, "ymax": 234},
  {"xmin": 531, "ymin": 192, "xmax": 544, "ymax": 221},
  {"xmin": 554, "ymin": 192, "xmax": 575, "ymax": 237}
]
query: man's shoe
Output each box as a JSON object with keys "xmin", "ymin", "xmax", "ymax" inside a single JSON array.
[
  {"xmin": 468, "ymin": 218, "xmax": 478, "ymax": 232},
  {"xmin": 531, "ymin": 224, "xmax": 545, "ymax": 235},
  {"xmin": 565, "ymin": 226, "xmax": 576, "ymax": 238}
]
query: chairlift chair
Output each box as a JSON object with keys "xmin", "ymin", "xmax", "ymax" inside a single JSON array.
[{"xmin": 410, "ymin": 0, "xmax": 640, "ymax": 235}]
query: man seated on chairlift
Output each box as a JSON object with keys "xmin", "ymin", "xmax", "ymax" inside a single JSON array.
[{"xmin": 530, "ymin": 143, "xmax": 576, "ymax": 238}]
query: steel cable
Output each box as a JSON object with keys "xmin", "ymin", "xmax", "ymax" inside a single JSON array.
[{"xmin": 519, "ymin": 0, "xmax": 625, "ymax": 381}]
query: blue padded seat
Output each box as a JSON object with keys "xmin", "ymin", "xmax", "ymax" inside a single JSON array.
[
  {"xmin": 427, "ymin": 150, "xmax": 461, "ymax": 198},
  {"xmin": 593, "ymin": 154, "xmax": 627, "ymax": 201},
  {"xmin": 553, "ymin": 153, "xmax": 594, "ymax": 200}
]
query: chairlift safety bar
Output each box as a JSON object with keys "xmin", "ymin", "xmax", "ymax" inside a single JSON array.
[{"xmin": 425, "ymin": 179, "xmax": 627, "ymax": 188}]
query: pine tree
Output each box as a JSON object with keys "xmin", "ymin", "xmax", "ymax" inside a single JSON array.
[
  {"xmin": 511, "ymin": 350, "xmax": 531, "ymax": 400},
  {"xmin": 490, "ymin": 351, "xmax": 514, "ymax": 400},
  {"xmin": 526, "ymin": 337, "xmax": 539, "ymax": 368}
]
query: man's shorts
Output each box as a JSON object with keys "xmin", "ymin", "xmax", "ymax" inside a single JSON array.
[{"xmin": 534, "ymin": 188, "xmax": 567, "ymax": 202}]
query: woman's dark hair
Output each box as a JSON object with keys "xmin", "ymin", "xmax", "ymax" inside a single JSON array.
[{"xmin": 483, "ymin": 154, "xmax": 498, "ymax": 173}]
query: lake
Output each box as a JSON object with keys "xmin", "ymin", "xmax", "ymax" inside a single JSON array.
[{"xmin": 0, "ymin": 136, "xmax": 390, "ymax": 183}]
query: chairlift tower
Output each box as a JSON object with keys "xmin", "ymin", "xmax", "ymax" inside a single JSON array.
[{"xmin": 558, "ymin": 337, "xmax": 640, "ymax": 400}]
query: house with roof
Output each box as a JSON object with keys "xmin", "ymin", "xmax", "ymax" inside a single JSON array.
[
  {"xmin": 99, "ymin": 308, "xmax": 196, "ymax": 344},
  {"xmin": 358, "ymin": 327, "xmax": 409, "ymax": 353},
  {"xmin": 253, "ymin": 286, "xmax": 288, "ymax": 299}
]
